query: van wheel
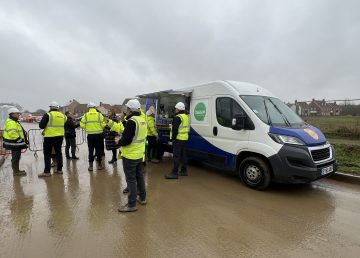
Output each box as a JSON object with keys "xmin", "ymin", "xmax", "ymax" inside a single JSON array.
[{"xmin": 239, "ymin": 157, "xmax": 271, "ymax": 190}]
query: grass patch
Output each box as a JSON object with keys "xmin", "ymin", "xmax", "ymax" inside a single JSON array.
[
  {"xmin": 302, "ymin": 116, "xmax": 360, "ymax": 175},
  {"xmin": 331, "ymin": 142, "xmax": 360, "ymax": 176},
  {"xmin": 305, "ymin": 116, "xmax": 360, "ymax": 139}
]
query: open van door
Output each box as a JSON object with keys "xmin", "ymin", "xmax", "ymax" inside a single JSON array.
[{"xmin": 137, "ymin": 89, "xmax": 192, "ymax": 151}]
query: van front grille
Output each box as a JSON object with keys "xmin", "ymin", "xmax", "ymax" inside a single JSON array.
[{"xmin": 310, "ymin": 147, "xmax": 331, "ymax": 163}]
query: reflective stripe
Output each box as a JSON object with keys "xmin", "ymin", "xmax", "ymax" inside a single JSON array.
[
  {"xmin": 133, "ymin": 139, "xmax": 145, "ymax": 143},
  {"xmin": 44, "ymin": 111, "xmax": 66, "ymax": 137},
  {"xmin": 80, "ymin": 109, "xmax": 104, "ymax": 134},
  {"xmin": 83, "ymin": 121, "xmax": 101, "ymax": 124},
  {"xmin": 86, "ymin": 130, "xmax": 103, "ymax": 133},
  {"xmin": 121, "ymin": 116, "xmax": 147, "ymax": 160},
  {"xmin": 3, "ymin": 142, "xmax": 25, "ymax": 146},
  {"xmin": 3, "ymin": 118, "xmax": 25, "ymax": 141},
  {"xmin": 4, "ymin": 128, "xmax": 19, "ymax": 132}
]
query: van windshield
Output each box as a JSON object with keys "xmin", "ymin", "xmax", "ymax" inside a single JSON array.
[{"xmin": 240, "ymin": 95, "xmax": 306, "ymax": 127}]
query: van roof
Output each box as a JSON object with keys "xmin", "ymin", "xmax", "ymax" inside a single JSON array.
[
  {"xmin": 137, "ymin": 80, "xmax": 275, "ymax": 98},
  {"xmin": 224, "ymin": 80, "xmax": 275, "ymax": 97}
]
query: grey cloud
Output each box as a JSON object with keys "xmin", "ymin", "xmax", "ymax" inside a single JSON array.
[{"xmin": 0, "ymin": 0, "xmax": 360, "ymax": 111}]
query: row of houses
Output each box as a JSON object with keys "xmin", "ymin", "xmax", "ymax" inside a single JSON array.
[
  {"xmin": 60, "ymin": 99, "xmax": 125, "ymax": 116},
  {"xmin": 288, "ymin": 99, "xmax": 342, "ymax": 116}
]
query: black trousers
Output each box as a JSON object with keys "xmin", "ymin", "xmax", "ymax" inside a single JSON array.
[
  {"xmin": 146, "ymin": 136, "xmax": 158, "ymax": 159},
  {"xmin": 43, "ymin": 136, "xmax": 63, "ymax": 172},
  {"xmin": 65, "ymin": 137, "xmax": 76, "ymax": 158},
  {"xmin": 11, "ymin": 149, "xmax": 21, "ymax": 169},
  {"xmin": 171, "ymin": 140, "xmax": 188, "ymax": 175},
  {"xmin": 111, "ymin": 149, "xmax": 117, "ymax": 160},
  {"xmin": 122, "ymin": 158, "xmax": 146, "ymax": 207},
  {"xmin": 87, "ymin": 134, "xmax": 104, "ymax": 162}
]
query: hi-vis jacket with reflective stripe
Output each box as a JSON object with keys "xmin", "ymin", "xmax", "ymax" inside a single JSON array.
[
  {"xmin": 171, "ymin": 113, "xmax": 190, "ymax": 140},
  {"xmin": 121, "ymin": 115, "xmax": 147, "ymax": 160},
  {"xmin": 146, "ymin": 115, "xmax": 158, "ymax": 137},
  {"xmin": 44, "ymin": 111, "xmax": 66, "ymax": 137},
  {"xmin": 80, "ymin": 108, "xmax": 106, "ymax": 134},
  {"xmin": 3, "ymin": 118, "xmax": 27, "ymax": 150}
]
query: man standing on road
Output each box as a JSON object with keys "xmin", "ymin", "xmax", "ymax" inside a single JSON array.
[
  {"xmin": 165, "ymin": 102, "xmax": 190, "ymax": 179},
  {"xmin": 38, "ymin": 101, "xmax": 66, "ymax": 177},
  {"xmin": 65, "ymin": 111, "xmax": 80, "ymax": 160},
  {"xmin": 117, "ymin": 99, "xmax": 147, "ymax": 212},
  {"xmin": 3, "ymin": 107, "xmax": 28, "ymax": 176},
  {"xmin": 80, "ymin": 102, "xmax": 106, "ymax": 171}
]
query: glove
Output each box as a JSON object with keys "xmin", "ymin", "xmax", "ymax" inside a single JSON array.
[{"xmin": 168, "ymin": 141, "xmax": 173, "ymax": 146}]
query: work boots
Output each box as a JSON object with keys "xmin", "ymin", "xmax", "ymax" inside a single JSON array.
[
  {"xmin": 12, "ymin": 161, "xmax": 26, "ymax": 176},
  {"xmin": 97, "ymin": 161, "xmax": 104, "ymax": 170},
  {"xmin": 88, "ymin": 162, "xmax": 94, "ymax": 171}
]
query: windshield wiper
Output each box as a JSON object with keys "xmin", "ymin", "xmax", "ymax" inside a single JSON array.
[
  {"xmin": 263, "ymin": 99, "xmax": 272, "ymax": 126},
  {"xmin": 267, "ymin": 98, "xmax": 292, "ymax": 127}
]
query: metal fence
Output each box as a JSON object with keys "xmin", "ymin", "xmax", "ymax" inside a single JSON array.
[
  {"xmin": 1, "ymin": 127, "xmax": 87, "ymax": 158},
  {"xmin": 27, "ymin": 128, "xmax": 87, "ymax": 158}
]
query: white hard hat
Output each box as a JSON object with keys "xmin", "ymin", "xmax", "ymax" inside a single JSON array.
[
  {"xmin": 125, "ymin": 99, "xmax": 141, "ymax": 111},
  {"xmin": 175, "ymin": 102, "xmax": 185, "ymax": 110},
  {"xmin": 49, "ymin": 101, "xmax": 60, "ymax": 108},
  {"xmin": 8, "ymin": 107, "xmax": 20, "ymax": 114},
  {"xmin": 87, "ymin": 102, "xmax": 96, "ymax": 108}
]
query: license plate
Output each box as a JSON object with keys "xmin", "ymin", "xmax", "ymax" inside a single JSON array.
[{"xmin": 321, "ymin": 165, "xmax": 333, "ymax": 175}]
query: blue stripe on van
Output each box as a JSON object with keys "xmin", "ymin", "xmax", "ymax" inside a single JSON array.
[
  {"xmin": 269, "ymin": 126, "xmax": 326, "ymax": 146},
  {"xmin": 187, "ymin": 127, "xmax": 236, "ymax": 170}
]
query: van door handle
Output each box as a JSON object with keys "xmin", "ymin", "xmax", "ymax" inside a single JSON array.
[{"xmin": 213, "ymin": 126, "xmax": 218, "ymax": 136}]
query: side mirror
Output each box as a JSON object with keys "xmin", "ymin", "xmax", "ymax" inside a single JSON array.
[{"xmin": 231, "ymin": 114, "xmax": 246, "ymax": 130}]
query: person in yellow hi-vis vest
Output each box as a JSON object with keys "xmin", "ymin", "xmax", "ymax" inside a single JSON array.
[
  {"xmin": 38, "ymin": 101, "xmax": 67, "ymax": 177},
  {"xmin": 117, "ymin": 99, "xmax": 147, "ymax": 212},
  {"xmin": 104, "ymin": 110, "xmax": 124, "ymax": 164},
  {"xmin": 165, "ymin": 102, "xmax": 190, "ymax": 179},
  {"xmin": 80, "ymin": 102, "xmax": 106, "ymax": 171},
  {"xmin": 3, "ymin": 107, "xmax": 28, "ymax": 176},
  {"xmin": 146, "ymin": 106, "xmax": 160, "ymax": 163}
]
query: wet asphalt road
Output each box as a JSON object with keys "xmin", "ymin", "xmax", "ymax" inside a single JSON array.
[{"xmin": 1, "ymin": 128, "xmax": 360, "ymax": 257}]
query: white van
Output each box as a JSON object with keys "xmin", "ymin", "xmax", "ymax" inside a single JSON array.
[{"xmin": 138, "ymin": 80, "xmax": 337, "ymax": 189}]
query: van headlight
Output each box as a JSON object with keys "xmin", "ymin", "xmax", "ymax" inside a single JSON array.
[{"xmin": 268, "ymin": 133, "xmax": 305, "ymax": 146}]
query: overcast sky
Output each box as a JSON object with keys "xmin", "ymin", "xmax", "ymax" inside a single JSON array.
[{"xmin": 0, "ymin": 0, "xmax": 359, "ymax": 111}]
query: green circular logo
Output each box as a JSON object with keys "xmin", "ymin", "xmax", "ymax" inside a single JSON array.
[{"xmin": 194, "ymin": 102, "xmax": 206, "ymax": 121}]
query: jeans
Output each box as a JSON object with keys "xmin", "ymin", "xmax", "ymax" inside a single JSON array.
[
  {"xmin": 43, "ymin": 136, "xmax": 63, "ymax": 172},
  {"xmin": 87, "ymin": 134, "xmax": 104, "ymax": 162},
  {"xmin": 171, "ymin": 140, "xmax": 187, "ymax": 175},
  {"xmin": 65, "ymin": 137, "xmax": 76, "ymax": 158},
  {"xmin": 122, "ymin": 158, "xmax": 146, "ymax": 207}
]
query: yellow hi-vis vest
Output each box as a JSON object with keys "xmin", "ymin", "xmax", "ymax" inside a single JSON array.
[
  {"xmin": 121, "ymin": 115, "xmax": 147, "ymax": 160},
  {"xmin": 3, "ymin": 118, "xmax": 27, "ymax": 149},
  {"xmin": 80, "ymin": 108, "xmax": 105, "ymax": 134},
  {"xmin": 44, "ymin": 111, "xmax": 66, "ymax": 137},
  {"xmin": 171, "ymin": 113, "xmax": 190, "ymax": 140},
  {"xmin": 107, "ymin": 119, "xmax": 124, "ymax": 134},
  {"xmin": 146, "ymin": 115, "xmax": 158, "ymax": 137}
]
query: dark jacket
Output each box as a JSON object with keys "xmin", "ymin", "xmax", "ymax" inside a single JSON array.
[
  {"xmin": 65, "ymin": 117, "xmax": 79, "ymax": 138},
  {"xmin": 104, "ymin": 114, "xmax": 120, "ymax": 150},
  {"xmin": 118, "ymin": 112, "xmax": 140, "ymax": 147}
]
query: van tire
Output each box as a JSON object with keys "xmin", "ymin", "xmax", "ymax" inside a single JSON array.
[{"xmin": 239, "ymin": 157, "xmax": 271, "ymax": 190}]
